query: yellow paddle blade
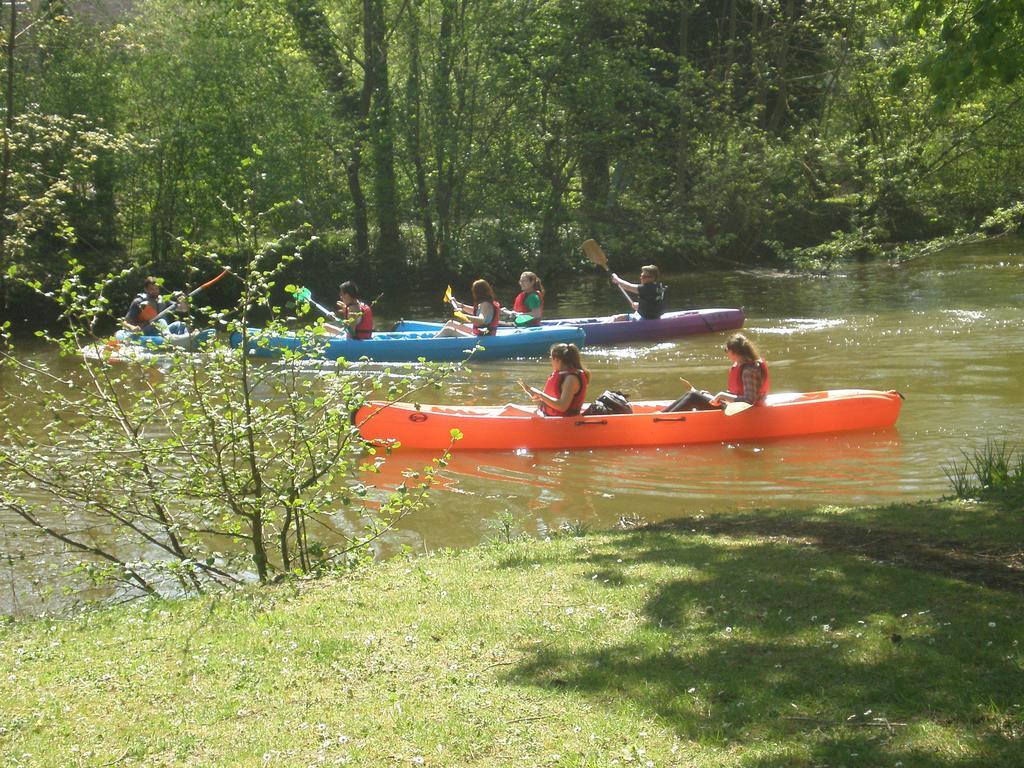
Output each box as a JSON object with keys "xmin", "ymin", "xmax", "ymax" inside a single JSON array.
[
  {"xmin": 443, "ymin": 285, "xmax": 453, "ymax": 304},
  {"xmin": 454, "ymin": 310, "xmax": 470, "ymax": 322}
]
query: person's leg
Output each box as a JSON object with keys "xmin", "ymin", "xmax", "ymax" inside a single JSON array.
[
  {"xmin": 662, "ymin": 390, "xmax": 718, "ymax": 413},
  {"xmin": 434, "ymin": 321, "xmax": 474, "ymax": 338}
]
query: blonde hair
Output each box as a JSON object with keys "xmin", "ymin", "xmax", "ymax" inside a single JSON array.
[{"xmin": 640, "ymin": 265, "xmax": 659, "ymax": 280}]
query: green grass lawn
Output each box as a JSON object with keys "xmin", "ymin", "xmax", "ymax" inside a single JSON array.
[{"xmin": 1, "ymin": 499, "xmax": 1021, "ymax": 767}]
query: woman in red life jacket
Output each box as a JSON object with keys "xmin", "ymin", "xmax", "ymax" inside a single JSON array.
[
  {"xmin": 518, "ymin": 342, "xmax": 590, "ymax": 416},
  {"xmin": 326, "ymin": 280, "xmax": 374, "ymax": 339},
  {"xmin": 663, "ymin": 333, "xmax": 769, "ymax": 412},
  {"xmin": 435, "ymin": 279, "xmax": 501, "ymax": 337},
  {"xmin": 500, "ymin": 271, "xmax": 544, "ymax": 327}
]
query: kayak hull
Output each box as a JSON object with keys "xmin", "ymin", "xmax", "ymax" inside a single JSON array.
[
  {"xmin": 392, "ymin": 308, "xmax": 745, "ymax": 344},
  {"xmin": 229, "ymin": 325, "xmax": 585, "ymax": 362},
  {"xmin": 355, "ymin": 390, "xmax": 904, "ymax": 451},
  {"xmin": 81, "ymin": 329, "xmax": 216, "ymax": 362}
]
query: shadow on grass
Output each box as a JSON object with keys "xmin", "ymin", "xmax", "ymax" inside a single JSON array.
[
  {"xmin": 504, "ymin": 514, "xmax": 1024, "ymax": 766},
  {"xmin": 648, "ymin": 505, "xmax": 1024, "ymax": 595}
]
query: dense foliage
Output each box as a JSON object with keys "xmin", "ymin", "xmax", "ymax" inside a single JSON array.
[{"xmin": 2, "ymin": 0, "xmax": 1024, "ymax": 314}]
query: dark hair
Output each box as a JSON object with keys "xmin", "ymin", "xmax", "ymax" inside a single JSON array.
[
  {"xmin": 550, "ymin": 342, "xmax": 590, "ymax": 384},
  {"xmin": 520, "ymin": 271, "xmax": 544, "ymax": 297},
  {"xmin": 471, "ymin": 279, "xmax": 496, "ymax": 304},
  {"xmin": 339, "ymin": 280, "xmax": 359, "ymax": 299},
  {"xmin": 726, "ymin": 333, "xmax": 761, "ymax": 363},
  {"xmin": 144, "ymin": 276, "xmax": 158, "ymax": 287}
]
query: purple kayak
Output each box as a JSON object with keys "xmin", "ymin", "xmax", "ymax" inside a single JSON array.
[{"xmin": 392, "ymin": 307, "xmax": 745, "ymax": 345}]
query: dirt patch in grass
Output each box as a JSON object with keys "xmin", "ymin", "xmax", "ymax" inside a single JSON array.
[{"xmin": 649, "ymin": 507, "xmax": 1024, "ymax": 595}]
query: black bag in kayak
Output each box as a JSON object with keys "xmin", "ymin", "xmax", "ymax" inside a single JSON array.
[{"xmin": 583, "ymin": 390, "xmax": 633, "ymax": 416}]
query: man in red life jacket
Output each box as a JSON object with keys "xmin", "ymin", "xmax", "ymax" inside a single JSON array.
[
  {"xmin": 122, "ymin": 276, "xmax": 188, "ymax": 336},
  {"xmin": 326, "ymin": 281, "xmax": 374, "ymax": 339}
]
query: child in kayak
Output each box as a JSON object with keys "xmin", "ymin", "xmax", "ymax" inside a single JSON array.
[
  {"xmin": 663, "ymin": 333, "xmax": 770, "ymax": 412},
  {"xmin": 501, "ymin": 271, "xmax": 544, "ymax": 327},
  {"xmin": 610, "ymin": 265, "xmax": 665, "ymax": 320},
  {"xmin": 518, "ymin": 342, "xmax": 590, "ymax": 416},
  {"xmin": 435, "ymin": 279, "xmax": 501, "ymax": 337},
  {"xmin": 326, "ymin": 281, "xmax": 374, "ymax": 339}
]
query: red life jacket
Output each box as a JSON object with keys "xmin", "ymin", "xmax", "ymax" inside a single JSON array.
[
  {"xmin": 343, "ymin": 301, "xmax": 374, "ymax": 339},
  {"xmin": 513, "ymin": 290, "xmax": 543, "ymax": 326},
  {"xmin": 727, "ymin": 360, "xmax": 770, "ymax": 405},
  {"xmin": 541, "ymin": 369, "xmax": 588, "ymax": 417},
  {"xmin": 136, "ymin": 301, "xmax": 159, "ymax": 325},
  {"xmin": 473, "ymin": 300, "xmax": 501, "ymax": 336}
]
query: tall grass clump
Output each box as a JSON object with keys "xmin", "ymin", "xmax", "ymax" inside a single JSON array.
[{"xmin": 944, "ymin": 440, "xmax": 1024, "ymax": 505}]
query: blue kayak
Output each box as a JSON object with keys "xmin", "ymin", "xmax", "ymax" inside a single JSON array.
[
  {"xmin": 393, "ymin": 307, "xmax": 745, "ymax": 345},
  {"xmin": 229, "ymin": 325, "xmax": 585, "ymax": 362}
]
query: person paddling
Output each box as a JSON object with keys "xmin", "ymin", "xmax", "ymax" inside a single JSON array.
[
  {"xmin": 518, "ymin": 342, "xmax": 590, "ymax": 417},
  {"xmin": 326, "ymin": 280, "xmax": 374, "ymax": 339},
  {"xmin": 663, "ymin": 333, "xmax": 770, "ymax": 412},
  {"xmin": 435, "ymin": 279, "xmax": 501, "ymax": 337},
  {"xmin": 122, "ymin": 276, "xmax": 188, "ymax": 336},
  {"xmin": 501, "ymin": 271, "xmax": 544, "ymax": 327},
  {"xmin": 610, "ymin": 265, "xmax": 665, "ymax": 320}
]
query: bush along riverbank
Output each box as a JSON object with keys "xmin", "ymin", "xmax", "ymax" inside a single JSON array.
[{"xmin": 2, "ymin": 495, "xmax": 1022, "ymax": 767}]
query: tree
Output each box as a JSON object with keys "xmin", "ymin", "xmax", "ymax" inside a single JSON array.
[
  {"xmin": 0, "ymin": 184, "xmax": 455, "ymax": 598},
  {"xmin": 904, "ymin": 0, "xmax": 1024, "ymax": 108}
]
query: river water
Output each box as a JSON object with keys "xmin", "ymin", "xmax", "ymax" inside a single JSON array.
[{"xmin": 2, "ymin": 239, "xmax": 1023, "ymax": 613}]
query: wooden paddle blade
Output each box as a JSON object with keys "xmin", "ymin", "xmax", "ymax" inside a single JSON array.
[
  {"xmin": 724, "ymin": 401, "xmax": 753, "ymax": 416},
  {"xmin": 581, "ymin": 239, "xmax": 609, "ymax": 271}
]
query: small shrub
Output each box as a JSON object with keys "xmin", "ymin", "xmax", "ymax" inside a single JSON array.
[{"xmin": 943, "ymin": 440, "xmax": 1024, "ymax": 506}]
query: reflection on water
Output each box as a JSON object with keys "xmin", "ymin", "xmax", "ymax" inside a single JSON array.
[
  {"xmin": 365, "ymin": 429, "xmax": 908, "ymax": 555},
  {"xmin": 3, "ymin": 238, "xmax": 1024, "ymax": 614}
]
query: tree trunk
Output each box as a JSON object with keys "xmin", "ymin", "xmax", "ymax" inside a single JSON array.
[
  {"xmin": 285, "ymin": 0, "xmax": 370, "ymax": 261},
  {"xmin": 432, "ymin": 0, "xmax": 456, "ymax": 274},
  {"xmin": 364, "ymin": 0, "xmax": 402, "ymax": 276},
  {"xmin": 579, "ymin": 145, "xmax": 609, "ymax": 235},
  {"xmin": 404, "ymin": 5, "xmax": 438, "ymax": 272},
  {"xmin": 768, "ymin": 0, "xmax": 795, "ymax": 133},
  {"xmin": 0, "ymin": 0, "xmax": 16, "ymax": 263},
  {"xmin": 677, "ymin": 0, "xmax": 692, "ymax": 205}
]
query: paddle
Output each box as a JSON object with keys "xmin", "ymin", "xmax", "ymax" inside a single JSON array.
[
  {"xmin": 443, "ymin": 285, "xmax": 471, "ymax": 322},
  {"xmin": 149, "ymin": 268, "xmax": 232, "ymax": 326},
  {"xmin": 723, "ymin": 401, "xmax": 753, "ymax": 416},
  {"xmin": 581, "ymin": 239, "xmax": 634, "ymax": 309},
  {"xmin": 292, "ymin": 286, "xmax": 341, "ymax": 321}
]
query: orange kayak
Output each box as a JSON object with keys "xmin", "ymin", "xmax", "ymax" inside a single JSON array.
[{"xmin": 355, "ymin": 389, "xmax": 904, "ymax": 452}]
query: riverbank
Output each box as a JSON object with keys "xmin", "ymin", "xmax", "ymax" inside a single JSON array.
[{"xmin": 2, "ymin": 498, "xmax": 1022, "ymax": 767}]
